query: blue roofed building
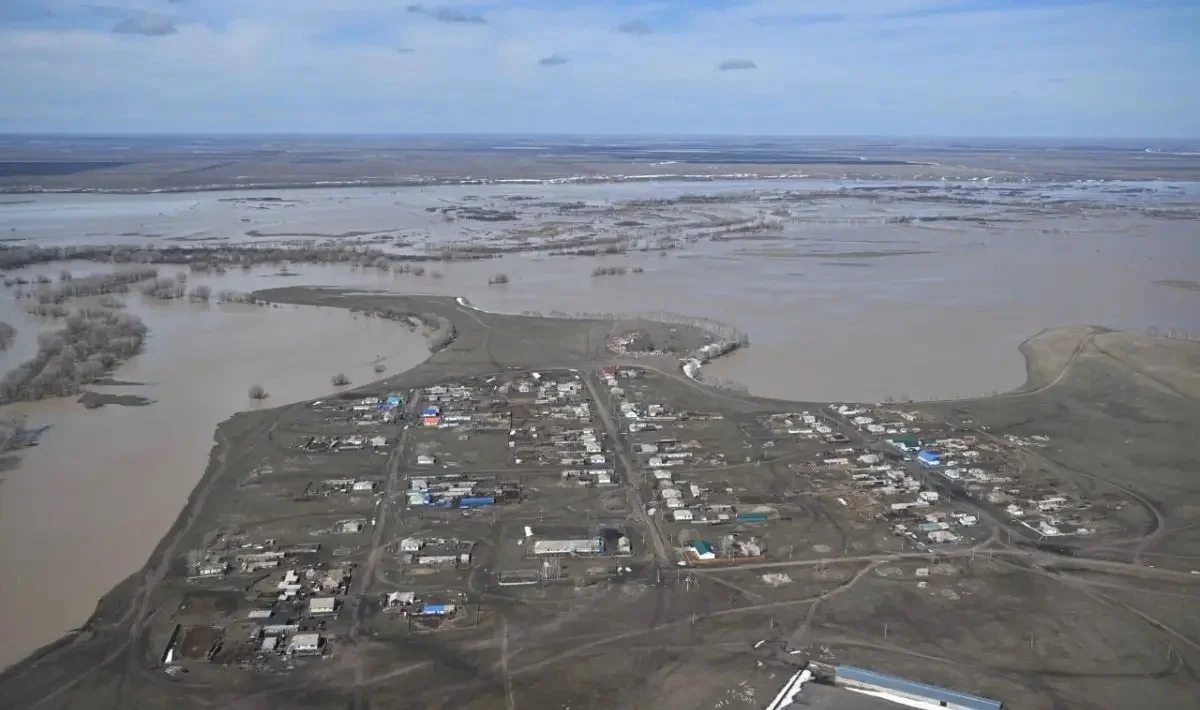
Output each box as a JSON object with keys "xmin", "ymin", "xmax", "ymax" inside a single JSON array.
[
  {"xmin": 835, "ymin": 665, "xmax": 1002, "ymax": 710},
  {"xmin": 917, "ymin": 450, "xmax": 941, "ymax": 467}
]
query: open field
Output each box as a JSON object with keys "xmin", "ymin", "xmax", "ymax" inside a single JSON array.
[{"xmin": 1, "ymin": 288, "xmax": 1197, "ymax": 709}]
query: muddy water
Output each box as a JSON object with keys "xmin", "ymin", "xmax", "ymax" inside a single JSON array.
[{"xmin": 0, "ymin": 289, "xmax": 429, "ymax": 670}]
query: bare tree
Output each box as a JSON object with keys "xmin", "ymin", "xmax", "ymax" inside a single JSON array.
[
  {"xmin": 248, "ymin": 384, "xmax": 268, "ymax": 400},
  {"xmin": 189, "ymin": 284, "xmax": 211, "ymax": 302},
  {"xmin": 59, "ymin": 269, "xmax": 73, "ymax": 282},
  {"xmin": 331, "ymin": 373, "xmax": 350, "ymax": 387}
]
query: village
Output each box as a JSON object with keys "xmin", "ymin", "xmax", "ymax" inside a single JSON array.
[{"xmin": 146, "ymin": 359, "xmax": 1150, "ymax": 695}]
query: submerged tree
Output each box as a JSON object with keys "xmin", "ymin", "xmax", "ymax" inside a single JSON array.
[
  {"xmin": 331, "ymin": 373, "xmax": 350, "ymax": 387},
  {"xmin": 0, "ymin": 322, "xmax": 15, "ymax": 351},
  {"xmin": 248, "ymin": 384, "xmax": 268, "ymax": 400}
]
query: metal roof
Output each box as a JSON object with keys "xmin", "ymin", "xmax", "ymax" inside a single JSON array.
[{"xmin": 836, "ymin": 666, "xmax": 1001, "ymax": 710}]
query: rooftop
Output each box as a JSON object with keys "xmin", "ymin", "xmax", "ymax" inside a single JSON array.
[{"xmin": 835, "ymin": 666, "xmax": 1001, "ymax": 710}]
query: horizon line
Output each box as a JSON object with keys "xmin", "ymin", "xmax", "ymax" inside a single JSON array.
[{"xmin": 1, "ymin": 132, "xmax": 1197, "ymax": 142}]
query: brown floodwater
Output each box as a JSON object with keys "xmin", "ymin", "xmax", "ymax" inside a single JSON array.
[
  {"xmin": 1, "ymin": 180, "xmax": 1198, "ymax": 668},
  {"xmin": 0, "ymin": 292, "xmax": 429, "ymax": 670}
]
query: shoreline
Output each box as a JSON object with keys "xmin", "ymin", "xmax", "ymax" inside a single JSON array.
[{"xmin": 0, "ymin": 289, "xmax": 1108, "ymax": 677}]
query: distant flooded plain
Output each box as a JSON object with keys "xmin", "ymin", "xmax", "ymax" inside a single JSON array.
[{"xmin": 1, "ymin": 179, "xmax": 1199, "ymax": 668}]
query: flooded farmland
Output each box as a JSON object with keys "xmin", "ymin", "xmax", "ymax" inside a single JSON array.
[{"xmin": 1, "ymin": 178, "xmax": 1199, "ymax": 668}]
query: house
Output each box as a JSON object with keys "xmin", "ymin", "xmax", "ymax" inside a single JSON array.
[
  {"xmin": 416, "ymin": 454, "xmax": 437, "ymax": 466},
  {"xmin": 370, "ymin": 436, "xmax": 388, "ymax": 448},
  {"xmin": 400, "ymin": 537, "xmax": 423, "ymax": 552},
  {"xmin": 352, "ymin": 481, "xmax": 376, "ymax": 493},
  {"xmin": 672, "ymin": 509, "xmax": 694, "ymax": 522},
  {"xmin": 308, "ymin": 597, "xmax": 337, "ymax": 616},
  {"xmin": 387, "ymin": 591, "xmax": 416, "ymax": 607},
  {"xmin": 688, "ymin": 540, "xmax": 716, "ymax": 560},
  {"xmin": 197, "ymin": 563, "xmax": 226, "ymax": 577},
  {"xmin": 917, "ymin": 450, "xmax": 941, "ymax": 466},
  {"xmin": 288, "ymin": 633, "xmax": 322, "ymax": 655}
]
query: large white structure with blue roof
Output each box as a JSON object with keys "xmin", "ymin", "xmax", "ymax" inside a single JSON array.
[{"xmin": 835, "ymin": 665, "xmax": 1002, "ymax": 710}]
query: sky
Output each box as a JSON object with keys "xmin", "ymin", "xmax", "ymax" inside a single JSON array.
[{"xmin": 0, "ymin": 0, "xmax": 1197, "ymax": 137}]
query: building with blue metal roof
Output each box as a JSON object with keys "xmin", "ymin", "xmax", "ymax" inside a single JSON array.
[
  {"xmin": 835, "ymin": 666, "xmax": 1001, "ymax": 710},
  {"xmin": 917, "ymin": 450, "xmax": 941, "ymax": 466}
]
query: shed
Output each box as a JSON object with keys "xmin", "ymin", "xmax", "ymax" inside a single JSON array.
[{"xmin": 835, "ymin": 665, "xmax": 1001, "ymax": 710}]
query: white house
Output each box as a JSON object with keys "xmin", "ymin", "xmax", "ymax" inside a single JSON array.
[
  {"xmin": 308, "ymin": 597, "xmax": 337, "ymax": 615},
  {"xmin": 288, "ymin": 633, "xmax": 322, "ymax": 655}
]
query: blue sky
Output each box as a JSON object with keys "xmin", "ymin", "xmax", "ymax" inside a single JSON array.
[{"xmin": 1, "ymin": 0, "xmax": 1197, "ymax": 136}]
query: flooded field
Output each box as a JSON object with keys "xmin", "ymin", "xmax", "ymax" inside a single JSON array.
[
  {"xmin": 7, "ymin": 178, "xmax": 1197, "ymax": 401},
  {"xmin": 1, "ymin": 178, "xmax": 1198, "ymax": 668}
]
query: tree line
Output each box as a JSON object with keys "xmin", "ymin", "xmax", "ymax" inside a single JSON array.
[{"xmin": 0, "ymin": 308, "xmax": 148, "ymax": 404}]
